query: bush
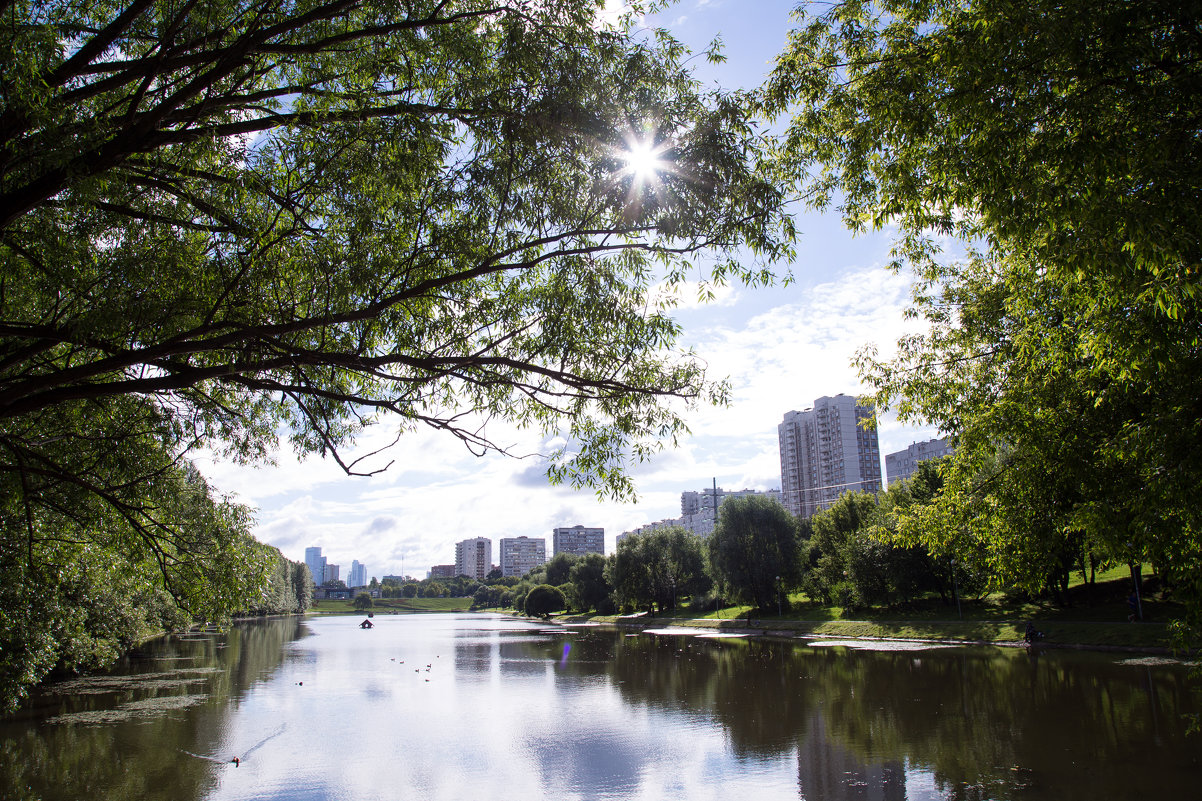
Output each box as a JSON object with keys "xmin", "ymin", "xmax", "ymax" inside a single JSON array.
[{"xmin": 524, "ymin": 584, "xmax": 567, "ymax": 618}]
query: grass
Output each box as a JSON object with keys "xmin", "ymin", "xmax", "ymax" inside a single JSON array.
[
  {"xmin": 309, "ymin": 597, "xmax": 472, "ymax": 615},
  {"xmin": 559, "ymin": 568, "xmax": 1192, "ymax": 653}
]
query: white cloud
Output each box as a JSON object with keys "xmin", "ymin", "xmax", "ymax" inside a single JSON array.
[
  {"xmin": 199, "ymin": 262, "xmax": 926, "ymax": 580},
  {"xmin": 681, "ymin": 264, "xmax": 917, "ymax": 437}
]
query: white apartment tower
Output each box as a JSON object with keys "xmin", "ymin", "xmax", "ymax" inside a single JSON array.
[
  {"xmin": 552, "ymin": 525, "xmax": 604, "ymax": 556},
  {"xmin": 885, "ymin": 438, "xmax": 954, "ymax": 487},
  {"xmin": 455, "ymin": 537, "xmax": 493, "ymax": 580},
  {"xmin": 779, "ymin": 394, "xmax": 882, "ymax": 519},
  {"xmin": 500, "ymin": 536, "xmax": 546, "ymax": 577}
]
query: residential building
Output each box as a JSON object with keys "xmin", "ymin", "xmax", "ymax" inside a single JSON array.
[
  {"xmin": 455, "ymin": 537, "xmax": 492, "ymax": 580},
  {"xmin": 428, "ymin": 565, "xmax": 456, "ymax": 580},
  {"xmin": 778, "ymin": 394, "xmax": 882, "ymax": 519},
  {"xmin": 679, "ymin": 487, "xmax": 783, "ymax": 537},
  {"xmin": 552, "ymin": 525, "xmax": 604, "ymax": 556},
  {"xmin": 623, "ymin": 487, "xmax": 783, "ymax": 540},
  {"xmin": 304, "ymin": 546, "xmax": 327, "ymax": 586},
  {"xmin": 348, "ymin": 560, "xmax": 367, "ymax": 589},
  {"xmin": 500, "ymin": 536, "xmax": 546, "ymax": 577},
  {"xmin": 324, "ymin": 563, "xmax": 340, "ymax": 583},
  {"xmin": 885, "ymin": 438, "xmax": 954, "ymax": 487}
]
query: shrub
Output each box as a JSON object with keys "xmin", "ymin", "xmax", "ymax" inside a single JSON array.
[{"xmin": 524, "ymin": 584, "xmax": 567, "ymax": 618}]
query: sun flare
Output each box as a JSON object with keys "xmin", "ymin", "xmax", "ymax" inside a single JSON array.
[{"xmin": 622, "ymin": 138, "xmax": 665, "ymax": 182}]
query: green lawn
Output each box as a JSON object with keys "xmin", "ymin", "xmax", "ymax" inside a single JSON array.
[{"xmin": 310, "ymin": 597, "xmax": 473, "ymax": 615}]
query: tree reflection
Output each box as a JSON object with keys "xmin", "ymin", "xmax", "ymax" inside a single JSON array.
[
  {"xmin": 522, "ymin": 630, "xmax": 1198, "ymax": 800},
  {"xmin": 0, "ymin": 618, "xmax": 305, "ymax": 801}
]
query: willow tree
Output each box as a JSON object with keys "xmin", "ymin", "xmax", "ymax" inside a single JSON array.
[
  {"xmin": 707, "ymin": 496, "xmax": 802, "ymax": 612},
  {"xmin": 0, "ymin": 0, "xmax": 792, "ymax": 704},
  {"xmin": 762, "ymin": 0, "xmax": 1201, "ymax": 622}
]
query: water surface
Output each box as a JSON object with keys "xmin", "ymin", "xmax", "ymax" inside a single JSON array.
[{"xmin": 2, "ymin": 613, "xmax": 1198, "ymax": 800}]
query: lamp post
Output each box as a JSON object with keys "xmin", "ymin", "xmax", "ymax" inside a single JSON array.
[
  {"xmin": 775, "ymin": 575, "xmax": 782, "ymax": 617},
  {"xmin": 951, "ymin": 559, "xmax": 962, "ymax": 620}
]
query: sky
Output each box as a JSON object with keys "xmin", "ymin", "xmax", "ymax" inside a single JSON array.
[{"xmin": 196, "ymin": 1, "xmax": 942, "ymax": 580}]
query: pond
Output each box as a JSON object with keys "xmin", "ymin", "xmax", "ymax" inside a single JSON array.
[{"xmin": 1, "ymin": 613, "xmax": 1198, "ymax": 800}]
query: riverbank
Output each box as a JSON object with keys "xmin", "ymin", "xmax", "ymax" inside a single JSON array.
[
  {"xmin": 552, "ymin": 613, "xmax": 1187, "ymax": 653},
  {"xmin": 555, "ymin": 570, "xmax": 1197, "ymax": 654},
  {"xmin": 309, "ymin": 597, "xmax": 473, "ymax": 615}
]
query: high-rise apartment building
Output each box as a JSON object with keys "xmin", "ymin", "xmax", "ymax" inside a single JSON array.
[
  {"xmin": 348, "ymin": 560, "xmax": 368, "ymax": 588},
  {"xmin": 552, "ymin": 525, "xmax": 604, "ymax": 556},
  {"xmin": 455, "ymin": 537, "xmax": 492, "ymax": 580},
  {"xmin": 885, "ymin": 438, "xmax": 953, "ymax": 487},
  {"xmin": 500, "ymin": 536, "xmax": 546, "ymax": 577},
  {"xmin": 304, "ymin": 546, "xmax": 327, "ymax": 586},
  {"xmin": 778, "ymin": 394, "xmax": 882, "ymax": 519}
]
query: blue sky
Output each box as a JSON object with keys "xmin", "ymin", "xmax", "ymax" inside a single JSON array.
[{"xmin": 198, "ymin": 1, "xmax": 941, "ymax": 580}]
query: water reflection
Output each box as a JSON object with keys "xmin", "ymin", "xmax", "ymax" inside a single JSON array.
[
  {"xmin": 0, "ymin": 614, "xmax": 1197, "ymax": 801},
  {"xmin": 0, "ymin": 617, "xmax": 306, "ymax": 801}
]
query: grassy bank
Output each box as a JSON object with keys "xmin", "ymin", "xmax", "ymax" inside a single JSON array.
[
  {"xmin": 562, "ymin": 615, "xmax": 1177, "ymax": 651},
  {"xmin": 310, "ymin": 597, "xmax": 472, "ymax": 615},
  {"xmin": 559, "ymin": 569, "xmax": 1192, "ymax": 653},
  {"xmin": 311, "ymin": 570, "xmax": 1192, "ymax": 654}
]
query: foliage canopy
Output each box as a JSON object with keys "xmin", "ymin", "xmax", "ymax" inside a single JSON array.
[
  {"xmin": 765, "ymin": 0, "xmax": 1202, "ymax": 624},
  {"xmin": 1, "ymin": 0, "xmax": 791, "ymax": 704},
  {"xmin": 706, "ymin": 495, "xmax": 802, "ymax": 611},
  {"xmin": 606, "ymin": 525, "xmax": 708, "ymax": 614},
  {"xmin": 523, "ymin": 583, "xmax": 567, "ymax": 618}
]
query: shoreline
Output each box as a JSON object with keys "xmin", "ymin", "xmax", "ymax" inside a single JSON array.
[{"xmin": 547, "ymin": 613, "xmax": 1191, "ymax": 657}]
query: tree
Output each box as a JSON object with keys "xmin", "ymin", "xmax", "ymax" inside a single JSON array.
[
  {"xmin": 523, "ymin": 584, "xmax": 567, "ymax": 619},
  {"xmin": 245, "ymin": 546, "xmax": 313, "ymax": 616},
  {"xmin": 472, "ymin": 584, "xmax": 506, "ymax": 609},
  {"xmin": 805, "ymin": 477, "xmax": 955, "ymax": 610},
  {"xmin": 0, "ymin": 0, "xmax": 791, "ymax": 702},
  {"xmin": 706, "ymin": 497, "xmax": 802, "ymax": 612},
  {"xmin": 0, "ymin": 452, "xmax": 263, "ymax": 710},
  {"xmin": 805, "ymin": 491, "xmax": 882, "ymax": 607},
  {"xmin": 567, "ymin": 552, "xmax": 612, "ymax": 613},
  {"xmin": 763, "ymin": 0, "xmax": 1202, "ymax": 627},
  {"xmin": 3, "ymin": 0, "xmax": 791, "ymax": 503},
  {"xmin": 353, "ymin": 592, "xmax": 373, "ymax": 611},
  {"xmin": 607, "ymin": 526, "xmax": 708, "ymax": 614},
  {"xmin": 293, "ymin": 560, "xmax": 315, "ymax": 612},
  {"xmin": 543, "ymin": 553, "xmax": 578, "ymax": 587}
]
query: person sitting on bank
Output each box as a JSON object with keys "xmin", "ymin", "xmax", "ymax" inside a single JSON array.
[{"xmin": 1023, "ymin": 621, "xmax": 1043, "ymax": 643}]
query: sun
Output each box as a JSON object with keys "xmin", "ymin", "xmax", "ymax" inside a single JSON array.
[{"xmin": 621, "ymin": 138, "xmax": 666, "ymax": 182}]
